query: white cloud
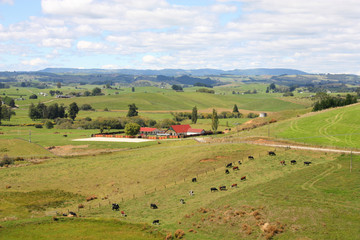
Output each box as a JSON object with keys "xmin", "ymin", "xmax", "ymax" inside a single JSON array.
[
  {"xmin": 42, "ymin": 38, "xmax": 72, "ymax": 48},
  {"xmin": 21, "ymin": 58, "xmax": 48, "ymax": 66},
  {"xmin": 0, "ymin": 0, "xmax": 13, "ymax": 4},
  {"xmin": 77, "ymin": 41, "xmax": 108, "ymax": 51}
]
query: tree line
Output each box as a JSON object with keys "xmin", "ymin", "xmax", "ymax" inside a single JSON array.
[{"xmin": 312, "ymin": 93, "xmax": 358, "ymax": 111}]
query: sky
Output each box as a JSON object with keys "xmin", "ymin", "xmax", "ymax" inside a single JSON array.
[{"xmin": 0, "ymin": 0, "xmax": 360, "ymax": 73}]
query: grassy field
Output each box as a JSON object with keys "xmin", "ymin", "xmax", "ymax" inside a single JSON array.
[
  {"xmin": 1, "ymin": 136, "xmax": 359, "ymax": 239},
  {"xmin": 233, "ymin": 103, "xmax": 360, "ymax": 149}
]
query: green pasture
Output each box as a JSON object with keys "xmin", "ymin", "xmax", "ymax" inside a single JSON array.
[
  {"xmin": 0, "ymin": 218, "xmax": 164, "ymax": 240},
  {"xmin": 273, "ymin": 103, "xmax": 360, "ymax": 149},
  {"xmin": 1, "ymin": 136, "xmax": 358, "ymax": 239}
]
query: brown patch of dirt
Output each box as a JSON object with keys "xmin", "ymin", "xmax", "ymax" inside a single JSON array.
[
  {"xmin": 215, "ymin": 156, "xmax": 226, "ymax": 159},
  {"xmin": 200, "ymin": 158, "xmax": 217, "ymax": 162},
  {"xmin": 48, "ymin": 145, "xmax": 122, "ymax": 156}
]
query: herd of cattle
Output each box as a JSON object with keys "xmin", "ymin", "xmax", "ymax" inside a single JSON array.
[{"xmin": 96, "ymin": 150, "xmax": 312, "ymax": 226}]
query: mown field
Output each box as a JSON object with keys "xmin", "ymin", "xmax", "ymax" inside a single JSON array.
[
  {"xmin": 0, "ymin": 137, "xmax": 359, "ymax": 239},
  {"xmin": 233, "ymin": 103, "xmax": 360, "ymax": 149}
]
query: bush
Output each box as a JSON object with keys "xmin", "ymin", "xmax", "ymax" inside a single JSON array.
[
  {"xmin": 125, "ymin": 123, "xmax": 140, "ymax": 136},
  {"xmin": 45, "ymin": 121, "xmax": 54, "ymax": 129},
  {"xmin": 247, "ymin": 112, "xmax": 259, "ymax": 118},
  {"xmin": 0, "ymin": 155, "xmax": 14, "ymax": 167},
  {"xmin": 34, "ymin": 124, "xmax": 43, "ymax": 128},
  {"xmin": 80, "ymin": 104, "xmax": 94, "ymax": 111},
  {"xmin": 29, "ymin": 94, "xmax": 38, "ymax": 99}
]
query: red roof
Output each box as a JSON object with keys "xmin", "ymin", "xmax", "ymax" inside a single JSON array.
[
  {"xmin": 170, "ymin": 125, "xmax": 191, "ymax": 134},
  {"xmin": 140, "ymin": 127, "xmax": 158, "ymax": 132},
  {"xmin": 187, "ymin": 128, "xmax": 204, "ymax": 133}
]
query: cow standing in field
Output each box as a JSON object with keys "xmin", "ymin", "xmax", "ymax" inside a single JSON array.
[
  {"xmin": 233, "ymin": 166, "xmax": 239, "ymax": 171},
  {"xmin": 248, "ymin": 156, "xmax": 254, "ymax": 160},
  {"xmin": 280, "ymin": 160, "xmax": 286, "ymax": 165},
  {"xmin": 180, "ymin": 199, "xmax": 185, "ymax": 204},
  {"xmin": 189, "ymin": 190, "xmax": 194, "ymax": 196},
  {"xmin": 238, "ymin": 160, "xmax": 242, "ymax": 165},
  {"xmin": 112, "ymin": 203, "xmax": 120, "ymax": 211},
  {"xmin": 231, "ymin": 183, "xmax": 238, "ymax": 188},
  {"xmin": 225, "ymin": 169, "xmax": 230, "ymax": 174},
  {"xmin": 226, "ymin": 163, "xmax": 233, "ymax": 168},
  {"xmin": 291, "ymin": 160, "xmax": 297, "ymax": 165},
  {"xmin": 304, "ymin": 161, "xmax": 312, "ymax": 166},
  {"xmin": 219, "ymin": 186, "xmax": 227, "ymax": 191},
  {"xmin": 152, "ymin": 220, "xmax": 160, "ymax": 225},
  {"xmin": 241, "ymin": 176, "xmax": 246, "ymax": 181},
  {"xmin": 210, "ymin": 187, "xmax": 218, "ymax": 192},
  {"xmin": 268, "ymin": 151, "xmax": 276, "ymax": 156},
  {"xmin": 150, "ymin": 203, "xmax": 158, "ymax": 209},
  {"xmin": 192, "ymin": 177, "xmax": 197, "ymax": 182}
]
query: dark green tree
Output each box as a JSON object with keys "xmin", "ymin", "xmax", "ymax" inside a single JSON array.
[
  {"xmin": 0, "ymin": 104, "xmax": 15, "ymax": 125},
  {"xmin": 125, "ymin": 123, "xmax": 140, "ymax": 136},
  {"xmin": 68, "ymin": 102, "xmax": 79, "ymax": 120},
  {"xmin": 132, "ymin": 87, "xmax": 135, "ymax": 92},
  {"xmin": 92, "ymin": 87, "xmax": 102, "ymax": 96},
  {"xmin": 269, "ymin": 83, "xmax": 276, "ymax": 91},
  {"xmin": 172, "ymin": 85, "xmax": 183, "ymax": 91},
  {"xmin": 191, "ymin": 106, "xmax": 198, "ymax": 124},
  {"xmin": 211, "ymin": 109, "xmax": 219, "ymax": 132},
  {"xmin": 127, "ymin": 103, "xmax": 138, "ymax": 117},
  {"xmin": 57, "ymin": 82, "xmax": 62, "ymax": 88}
]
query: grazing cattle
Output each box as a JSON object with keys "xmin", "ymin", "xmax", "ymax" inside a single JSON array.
[
  {"xmin": 189, "ymin": 190, "xmax": 194, "ymax": 196},
  {"xmin": 150, "ymin": 203, "xmax": 158, "ymax": 209},
  {"xmin": 248, "ymin": 156, "xmax": 254, "ymax": 160},
  {"xmin": 192, "ymin": 177, "xmax": 197, "ymax": 182},
  {"xmin": 233, "ymin": 166, "xmax": 239, "ymax": 171},
  {"xmin": 210, "ymin": 187, "xmax": 218, "ymax": 192},
  {"xmin": 238, "ymin": 160, "xmax": 242, "ymax": 165},
  {"xmin": 225, "ymin": 169, "xmax": 230, "ymax": 174},
  {"xmin": 152, "ymin": 220, "xmax": 160, "ymax": 225},
  {"xmin": 304, "ymin": 161, "xmax": 312, "ymax": 166},
  {"xmin": 268, "ymin": 151, "xmax": 276, "ymax": 156},
  {"xmin": 121, "ymin": 211, "xmax": 127, "ymax": 217},
  {"xmin": 112, "ymin": 203, "xmax": 120, "ymax": 211},
  {"xmin": 280, "ymin": 160, "xmax": 286, "ymax": 165},
  {"xmin": 69, "ymin": 211, "xmax": 77, "ymax": 217},
  {"xmin": 241, "ymin": 176, "xmax": 246, "ymax": 181},
  {"xmin": 291, "ymin": 160, "xmax": 297, "ymax": 165},
  {"xmin": 63, "ymin": 135, "xmax": 67, "ymax": 137},
  {"xmin": 219, "ymin": 186, "xmax": 227, "ymax": 191},
  {"xmin": 231, "ymin": 183, "xmax": 238, "ymax": 188},
  {"xmin": 226, "ymin": 163, "xmax": 233, "ymax": 168},
  {"xmin": 180, "ymin": 199, "xmax": 185, "ymax": 204}
]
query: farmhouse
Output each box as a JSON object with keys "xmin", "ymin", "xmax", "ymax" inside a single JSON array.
[
  {"xmin": 139, "ymin": 127, "xmax": 161, "ymax": 136},
  {"xmin": 167, "ymin": 125, "xmax": 205, "ymax": 136}
]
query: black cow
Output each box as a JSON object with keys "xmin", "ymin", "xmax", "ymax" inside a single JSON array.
[
  {"xmin": 150, "ymin": 203, "xmax": 158, "ymax": 209},
  {"xmin": 304, "ymin": 161, "xmax": 312, "ymax": 166},
  {"xmin": 226, "ymin": 163, "xmax": 233, "ymax": 168},
  {"xmin": 112, "ymin": 203, "xmax": 120, "ymax": 211},
  {"xmin": 152, "ymin": 220, "xmax": 160, "ymax": 225},
  {"xmin": 225, "ymin": 169, "xmax": 230, "ymax": 174},
  {"xmin": 219, "ymin": 186, "xmax": 227, "ymax": 191},
  {"xmin": 210, "ymin": 187, "xmax": 218, "ymax": 192},
  {"xmin": 192, "ymin": 177, "xmax": 197, "ymax": 182},
  {"xmin": 268, "ymin": 151, "xmax": 276, "ymax": 156},
  {"xmin": 248, "ymin": 156, "xmax": 254, "ymax": 160},
  {"xmin": 291, "ymin": 160, "xmax": 297, "ymax": 165},
  {"xmin": 69, "ymin": 211, "xmax": 77, "ymax": 217}
]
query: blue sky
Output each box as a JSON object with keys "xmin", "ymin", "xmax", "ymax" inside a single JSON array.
[{"xmin": 0, "ymin": 0, "xmax": 360, "ymax": 73}]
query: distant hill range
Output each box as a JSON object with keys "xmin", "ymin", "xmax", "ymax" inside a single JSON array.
[{"xmin": 38, "ymin": 68, "xmax": 308, "ymax": 76}]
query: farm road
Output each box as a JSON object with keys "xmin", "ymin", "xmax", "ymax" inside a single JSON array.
[{"xmin": 249, "ymin": 141, "xmax": 360, "ymax": 155}]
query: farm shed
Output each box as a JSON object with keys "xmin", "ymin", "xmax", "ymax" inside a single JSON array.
[
  {"xmin": 139, "ymin": 127, "xmax": 161, "ymax": 136},
  {"xmin": 187, "ymin": 128, "xmax": 205, "ymax": 136}
]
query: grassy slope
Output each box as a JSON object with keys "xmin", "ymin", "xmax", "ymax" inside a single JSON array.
[
  {"xmin": 1, "ymin": 137, "xmax": 359, "ymax": 239},
  {"xmin": 236, "ymin": 103, "xmax": 360, "ymax": 149}
]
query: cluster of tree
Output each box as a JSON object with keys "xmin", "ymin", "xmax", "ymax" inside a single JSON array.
[
  {"xmin": 266, "ymin": 83, "xmax": 296, "ymax": 93},
  {"xmin": 29, "ymin": 94, "xmax": 38, "ymax": 99},
  {"xmin": 194, "ymin": 82, "xmax": 213, "ymax": 88},
  {"xmin": 0, "ymin": 98, "xmax": 16, "ymax": 125},
  {"xmin": 29, "ymin": 102, "xmax": 80, "ymax": 121},
  {"xmin": 171, "ymin": 112, "xmax": 191, "ymax": 122},
  {"xmin": 49, "ymin": 90, "xmax": 63, "ymax": 96},
  {"xmin": 79, "ymin": 104, "xmax": 94, "ymax": 111},
  {"xmin": 171, "ymin": 85, "xmax": 183, "ymax": 91},
  {"xmin": 2, "ymin": 96, "xmax": 15, "ymax": 107},
  {"xmin": 196, "ymin": 88, "xmax": 215, "ymax": 94},
  {"xmin": 313, "ymin": 93, "xmax": 357, "ymax": 111},
  {"xmin": 0, "ymin": 83, "xmax": 9, "ymax": 89},
  {"xmin": 243, "ymin": 89, "xmax": 257, "ymax": 94}
]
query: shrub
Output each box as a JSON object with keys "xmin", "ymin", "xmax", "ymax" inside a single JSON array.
[
  {"xmin": 80, "ymin": 104, "xmax": 94, "ymax": 111},
  {"xmin": 29, "ymin": 94, "xmax": 38, "ymax": 99},
  {"xmin": 34, "ymin": 124, "xmax": 43, "ymax": 128},
  {"xmin": 45, "ymin": 120, "xmax": 54, "ymax": 129},
  {"xmin": 0, "ymin": 155, "xmax": 14, "ymax": 167}
]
